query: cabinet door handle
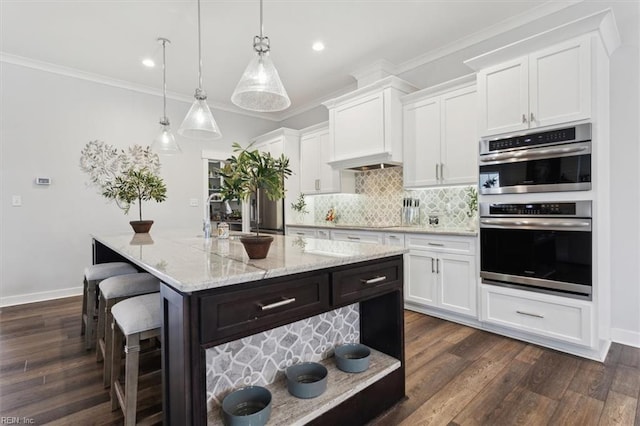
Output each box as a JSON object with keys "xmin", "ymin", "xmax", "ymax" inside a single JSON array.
[
  {"xmin": 516, "ymin": 310, "xmax": 544, "ymax": 319},
  {"xmin": 431, "ymin": 258, "xmax": 435, "ymax": 273},
  {"xmin": 360, "ymin": 276, "xmax": 387, "ymax": 285},
  {"xmin": 530, "ymin": 112, "xmax": 536, "ymax": 123},
  {"xmin": 315, "ymin": 179, "xmax": 320, "ymax": 191},
  {"xmin": 522, "ymin": 113, "xmax": 528, "ymax": 123},
  {"xmin": 258, "ymin": 297, "xmax": 297, "ymax": 311},
  {"xmin": 440, "ymin": 163, "xmax": 444, "ymax": 181},
  {"xmin": 436, "ymin": 259, "xmax": 440, "ymax": 274},
  {"xmin": 427, "ymin": 242, "xmax": 444, "ymax": 247},
  {"xmin": 435, "ymin": 164, "xmax": 439, "ymax": 180},
  {"xmin": 347, "ymin": 236, "xmax": 360, "ymax": 240}
]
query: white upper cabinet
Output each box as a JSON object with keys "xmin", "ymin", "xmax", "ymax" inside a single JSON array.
[
  {"xmin": 403, "ymin": 83, "xmax": 477, "ymax": 188},
  {"xmin": 322, "ymin": 77, "xmax": 417, "ymax": 170},
  {"xmin": 478, "ymin": 35, "xmax": 591, "ymax": 136},
  {"xmin": 299, "ymin": 122, "xmax": 354, "ymax": 194}
]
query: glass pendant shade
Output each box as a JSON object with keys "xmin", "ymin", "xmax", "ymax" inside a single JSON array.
[
  {"xmin": 231, "ymin": 52, "xmax": 291, "ymax": 112},
  {"xmin": 179, "ymin": 96, "xmax": 222, "ymax": 139},
  {"xmin": 152, "ymin": 122, "xmax": 181, "ymax": 154}
]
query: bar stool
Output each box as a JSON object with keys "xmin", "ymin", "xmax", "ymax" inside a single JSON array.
[
  {"xmin": 96, "ymin": 272, "xmax": 160, "ymax": 387},
  {"xmin": 82, "ymin": 262, "xmax": 137, "ymax": 350},
  {"xmin": 110, "ymin": 293, "xmax": 162, "ymax": 426}
]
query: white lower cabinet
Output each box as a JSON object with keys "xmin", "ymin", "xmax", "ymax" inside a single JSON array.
[
  {"xmin": 316, "ymin": 229, "xmax": 331, "ymax": 240},
  {"xmin": 287, "ymin": 226, "xmax": 317, "ymax": 238},
  {"xmin": 404, "ymin": 234, "xmax": 477, "ymax": 317},
  {"xmin": 480, "ymin": 285, "xmax": 593, "ymax": 347},
  {"xmin": 330, "ymin": 229, "xmax": 384, "ymax": 244}
]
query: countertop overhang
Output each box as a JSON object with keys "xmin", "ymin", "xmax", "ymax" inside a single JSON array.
[{"xmin": 92, "ymin": 230, "xmax": 407, "ymax": 293}]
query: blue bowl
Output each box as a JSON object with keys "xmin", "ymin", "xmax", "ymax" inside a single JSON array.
[
  {"xmin": 285, "ymin": 362, "xmax": 328, "ymax": 399},
  {"xmin": 334, "ymin": 343, "xmax": 371, "ymax": 373},
  {"xmin": 221, "ymin": 386, "xmax": 271, "ymax": 426}
]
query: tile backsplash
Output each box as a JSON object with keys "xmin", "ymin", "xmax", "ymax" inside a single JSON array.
[{"xmin": 311, "ymin": 167, "xmax": 475, "ymax": 229}]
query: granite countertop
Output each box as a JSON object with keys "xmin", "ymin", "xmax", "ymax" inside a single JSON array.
[
  {"xmin": 286, "ymin": 223, "xmax": 478, "ymax": 237},
  {"xmin": 92, "ymin": 230, "xmax": 407, "ymax": 293}
]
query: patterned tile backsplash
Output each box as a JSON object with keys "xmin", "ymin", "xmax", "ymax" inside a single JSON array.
[
  {"xmin": 312, "ymin": 167, "xmax": 476, "ymax": 229},
  {"xmin": 205, "ymin": 304, "xmax": 360, "ymax": 409}
]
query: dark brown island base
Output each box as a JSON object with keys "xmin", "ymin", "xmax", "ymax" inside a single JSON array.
[{"xmin": 92, "ymin": 230, "xmax": 407, "ymax": 425}]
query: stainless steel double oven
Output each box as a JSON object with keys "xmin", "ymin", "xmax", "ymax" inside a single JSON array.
[{"xmin": 478, "ymin": 123, "xmax": 593, "ymax": 300}]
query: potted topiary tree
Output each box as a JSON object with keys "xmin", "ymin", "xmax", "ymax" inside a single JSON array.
[
  {"xmin": 220, "ymin": 142, "xmax": 292, "ymax": 259},
  {"xmin": 102, "ymin": 167, "xmax": 167, "ymax": 233}
]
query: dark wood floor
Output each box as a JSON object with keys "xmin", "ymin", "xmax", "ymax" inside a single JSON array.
[{"xmin": 1, "ymin": 297, "xmax": 639, "ymax": 425}]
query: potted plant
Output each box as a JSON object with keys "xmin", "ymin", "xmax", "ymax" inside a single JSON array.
[
  {"xmin": 465, "ymin": 186, "xmax": 478, "ymax": 230},
  {"xmin": 291, "ymin": 193, "xmax": 308, "ymax": 224},
  {"xmin": 80, "ymin": 141, "xmax": 166, "ymax": 233},
  {"xmin": 220, "ymin": 142, "xmax": 292, "ymax": 259},
  {"xmin": 102, "ymin": 167, "xmax": 167, "ymax": 233}
]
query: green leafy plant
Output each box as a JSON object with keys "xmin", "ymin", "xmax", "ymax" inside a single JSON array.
[
  {"xmin": 291, "ymin": 193, "xmax": 308, "ymax": 214},
  {"xmin": 220, "ymin": 142, "xmax": 292, "ymax": 236},
  {"xmin": 102, "ymin": 168, "xmax": 167, "ymax": 221},
  {"xmin": 465, "ymin": 186, "xmax": 478, "ymax": 218}
]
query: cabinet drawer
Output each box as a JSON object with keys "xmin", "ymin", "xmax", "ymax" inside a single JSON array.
[
  {"xmin": 287, "ymin": 227, "xmax": 316, "ymax": 238},
  {"xmin": 405, "ymin": 234, "xmax": 475, "ymax": 254},
  {"xmin": 481, "ymin": 286, "xmax": 592, "ymax": 347},
  {"xmin": 199, "ymin": 273, "xmax": 330, "ymax": 343},
  {"xmin": 331, "ymin": 229, "xmax": 383, "ymax": 244},
  {"xmin": 332, "ymin": 258, "xmax": 402, "ymax": 305}
]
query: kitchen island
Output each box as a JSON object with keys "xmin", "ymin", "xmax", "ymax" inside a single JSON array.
[{"xmin": 92, "ymin": 230, "xmax": 407, "ymax": 425}]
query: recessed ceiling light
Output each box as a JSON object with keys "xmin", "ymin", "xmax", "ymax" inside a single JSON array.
[
  {"xmin": 142, "ymin": 58, "xmax": 155, "ymax": 68},
  {"xmin": 312, "ymin": 41, "xmax": 325, "ymax": 52}
]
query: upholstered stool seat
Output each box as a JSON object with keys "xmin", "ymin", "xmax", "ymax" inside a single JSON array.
[
  {"xmin": 96, "ymin": 272, "xmax": 160, "ymax": 387},
  {"xmin": 82, "ymin": 262, "xmax": 137, "ymax": 350},
  {"xmin": 110, "ymin": 293, "xmax": 162, "ymax": 426}
]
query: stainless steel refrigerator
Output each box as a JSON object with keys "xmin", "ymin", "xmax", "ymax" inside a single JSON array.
[{"xmin": 249, "ymin": 190, "xmax": 284, "ymax": 235}]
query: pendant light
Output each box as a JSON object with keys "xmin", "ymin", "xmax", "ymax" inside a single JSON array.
[
  {"xmin": 178, "ymin": 0, "xmax": 222, "ymax": 140},
  {"xmin": 151, "ymin": 38, "xmax": 181, "ymax": 154},
  {"xmin": 231, "ymin": 0, "xmax": 291, "ymax": 112}
]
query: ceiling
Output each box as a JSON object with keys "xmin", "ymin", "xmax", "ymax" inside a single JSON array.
[{"xmin": 1, "ymin": 1, "xmax": 578, "ymax": 121}]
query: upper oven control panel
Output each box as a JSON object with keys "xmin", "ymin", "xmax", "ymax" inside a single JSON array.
[
  {"xmin": 480, "ymin": 201, "xmax": 592, "ymax": 218},
  {"xmin": 480, "ymin": 123, "xmax": 592, "ymax": 155}
]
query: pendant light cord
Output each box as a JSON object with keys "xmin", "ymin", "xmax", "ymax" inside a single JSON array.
[
  {"xmin": 159, "ymin": 38, "xmax": 170, "ymax": 125},
  {"xmin": 260, "ymin": 0, "xmax": 263, "ymax": 39},
  {"xmin": 197, "ymin": 0, "xmax": 203, "ymax": 93}
]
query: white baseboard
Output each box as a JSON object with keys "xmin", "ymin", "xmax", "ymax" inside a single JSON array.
[
  {"xmin": 611, "ymin": 328, "xmax": 640, "ymax": 348},
  {"xmin": 0, "ymin": 286, "xmax": 82, "ymax": 307}
]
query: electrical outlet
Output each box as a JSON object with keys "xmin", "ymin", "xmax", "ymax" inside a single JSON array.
[
  {"xmin": 12, "ymin": 195, "xmax": 22, "ymax": 206},
  {"xmin": 189, "ymin": 198, "xmax": 199, "ymax": 207}
]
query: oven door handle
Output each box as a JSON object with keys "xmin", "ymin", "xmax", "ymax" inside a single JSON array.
[
  {"xmin": 480, "ymin": 218, "xmax": 591, "ymax": 231},
  {"xmin": 479, "ymin": 145, "xmax": 588, "ymax": 163}
]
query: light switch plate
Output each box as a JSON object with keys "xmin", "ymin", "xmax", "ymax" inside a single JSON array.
[
  {"xmin": 189, "ymin": 198, "xmax": 199, "ymax": 207},
  {"xmin": 12, "ymin": 195, "xmax": 22, "ymax": 206}
]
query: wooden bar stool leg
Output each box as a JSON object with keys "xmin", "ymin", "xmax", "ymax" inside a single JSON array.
[
  {"xmin": 96, "ymin": 293, "xmax": 106, "ymax": 362},
  {"xmin": 110, "ymin": 319, "xmax": 123, "ymax": 412},
  {"xmin": 84, "ymin": 279, "xmax": 98, "ymax": 350},
  {"xmin": 103, "ymin": 298, "xmax": 116, "ymax": 388},
  {"xmin": 123, "ymin": 334, "xmax": 141, "ymax": 426},
  {"xmin": 81, "ymin": 277, "xmax": 88, "ymax": 336}
]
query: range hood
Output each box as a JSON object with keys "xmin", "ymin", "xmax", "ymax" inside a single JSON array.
[{"xmin": 327, "ymin": 152, "xmax": 402, "ymax": 171}]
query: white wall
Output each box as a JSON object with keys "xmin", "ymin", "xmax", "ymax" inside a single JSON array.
[{"xmin": 0, "ymin": 62, "xmax": 278, "ymax": 305}]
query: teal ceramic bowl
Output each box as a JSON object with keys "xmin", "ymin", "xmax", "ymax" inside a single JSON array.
[
  {"xmin": 221, "ymin": 386, "xmax": 271, "ymax": 426},
  {"xmin": 334, "ymin": 343, "xmax": 371, "ymax": 373}
]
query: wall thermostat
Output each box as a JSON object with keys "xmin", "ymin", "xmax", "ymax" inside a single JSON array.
[{"xmin": 35, "ymin": 177, "xmax": 51, "ymax": 185}]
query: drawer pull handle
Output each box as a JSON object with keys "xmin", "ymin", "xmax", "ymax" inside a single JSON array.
[
  {"xmin": 347, "ymin": 236, "xmax": 360, "ymax": 240},
  {"xmin": 516, "ymin": 310, "xmax": 544, "ymax": 319},
  {"xmin": 428, "ymin": 242, "xmax": 444, "ymax": 247},
  {"xmin": 361, "ymin": 276, "xmax": 386, "ymax": 285},
  {"xmin": 296, "ymin": 232, "xmax": 305, "ymax": 235},
  {"xmin": 258, "ymin": 297, "xmax": 297, "ymax": 311}
]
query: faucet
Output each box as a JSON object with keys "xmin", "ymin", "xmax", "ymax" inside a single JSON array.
[{"xmin": 204, "ymin": 193, "xmax": 221, "ymax": 239}]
